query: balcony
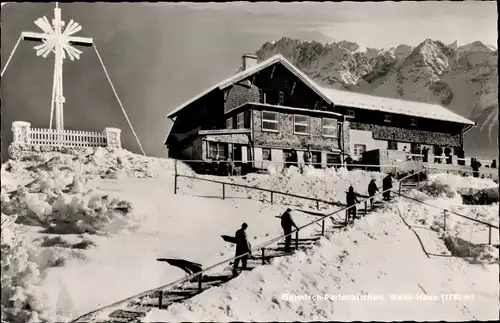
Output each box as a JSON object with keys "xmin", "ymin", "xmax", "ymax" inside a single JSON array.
[{"xmin": 199, "ymin": 129, "xmax": 251, "ymax": 145}]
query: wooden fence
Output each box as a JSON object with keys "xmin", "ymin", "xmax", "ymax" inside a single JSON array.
[{"xmin": 28, "ymin": 128, "xmax": 107, "ymax": 148}]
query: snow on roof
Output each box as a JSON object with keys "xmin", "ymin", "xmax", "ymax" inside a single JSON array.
[
  {"xmin": 166, "ymin": 54, "xmax": 475, "ymax": 126},
  {"xmin": 166, "ymin": 54, "xmax": 332, "ymax": 119},
  {"xmin": 319, "ymin": 87, "xmax": 476, "ymax": 125}
]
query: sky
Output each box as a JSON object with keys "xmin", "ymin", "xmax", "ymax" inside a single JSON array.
[{"xmin": 1, "ymin": 1, "xmax": 497, "ymax": 158}]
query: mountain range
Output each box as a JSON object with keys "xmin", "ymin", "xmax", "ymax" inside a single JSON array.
[{"xmin": 256, "ymin": 37, "xmax": 498, "ymax": 159}]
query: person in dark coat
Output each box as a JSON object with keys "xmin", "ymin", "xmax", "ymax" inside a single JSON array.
[
  {"xmin": 346, "ymin": 186, "xmax": 359, "ymax": 220},
  {"xmin": 435, "ymin": 146, "xmax": 443, "ymax": 164},
  {"xmin": 422, "ymin": 147, "xmax": 429, "ymax": 163},
  {"xmin": 368, "ymin": 179, "xmax": 379, "ymax": 208},
  {"xmin": 280, "ymin": 208, "xmax": 299, "ymax": 253},
  {"xmin": 444, "ymin": 147, "xmax": 452, "ymax": 164},
  {"xmin": 471, "ymin": 158, "xmax": 482, "ymax": 178},
  {"xmin": 233, "ymin": 223, "xmax": 251, "ymax": 274},
  {"xmin": 382, "ymin": 173, "xmax": 393, "ymax": 201},
  {"xmin": 344, "ymin": 155, "xmax": 353, "ymax": 171}
]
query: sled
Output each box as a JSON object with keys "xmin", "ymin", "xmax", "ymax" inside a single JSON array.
[{"xmin": 221, "ymin": 235, "xmax": 237, "ymax": 244}]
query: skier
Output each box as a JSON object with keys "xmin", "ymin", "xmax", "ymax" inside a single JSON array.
[
  {"xmin": 382, "ymin": 173, "xmax": 393, "ymax": 201},
  {"xmin": 280, "ymin": 208, "xmax": 299, "ymax": 253},
  {"xmin": 368, "ymin": 178, "xmax": 379, "ymax": 208},
  {"xmin": 233, "ymin": 223, "xmax": 251, "ymax": 275},
  {"xmin": 346, "ymin": 186, "xmax": 360, "ymax": 221}
]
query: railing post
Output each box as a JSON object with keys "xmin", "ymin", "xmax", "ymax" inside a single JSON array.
[
  {"xmin": 443, "ymin": 210, "xmax": 447, "ymax": 231},
  {"xmin": 316, "ymin": 200, "xmax": 319, "ymax": 210},
  {"xmin": 222, "ymin": 183, "xmax": 225, "ymax": 200},
  {"xmin": 399, "ymin": 182, "xmax": 402, "ymax": 195},
  {"xmin": 270, "ymin": 191, "xmax": 274, "ymax": 204},
  {"xmin": 488, "ymin": 226, "xmax": 492, "ymax": 245},
  {"xmin": 158, "ymin": 290, "xmax": 163, "ymax": 309},
  {"xmin": 321, "ymin": 219, "xmax": 325, "ymax": 236},
  {"xmin": 198, "ymin": 273, "xmax": 202, "ymax": 292},
  {"xmin": 417, "ymin": 171, "xmax": 421, "ymax": 187},
  {"xmin": 174, "ymin": 160, "xmax": 178, "ymax": 195},
  {"xmin": 345, "ymin": 210, "xmax": 348, "ymax": 225},
  {"xmin": 364, "ymin": 201, "xmax": 367, "ymax": 215},
  {"xmin": 261, "ymin": 248, "xmax": 265, "ymax": 265},
  {"xmin": 295, "ymin": 230, "xmax": 299, "ymax": 250}
]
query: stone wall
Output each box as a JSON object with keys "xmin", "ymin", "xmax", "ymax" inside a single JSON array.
[
  {"xmin": 350, "ymin": 122, "xmax": 461, "ymax": 147},
  {"xmin": 252, "ymin": 110, "xmax": 340, "ymax": 151},
  {"xmin": 224, "ymin": 82, "xmax": 260, "ymax": 114}
]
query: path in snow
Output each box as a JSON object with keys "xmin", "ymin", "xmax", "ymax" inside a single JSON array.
[{"xmin": 143, "ymin": 202, "xmax": 499, "ymax": 322}]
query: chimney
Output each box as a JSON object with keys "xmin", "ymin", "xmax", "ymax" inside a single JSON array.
[{"xmin": 242, "ymin": 53, "xmax": 258, "ymax": 71}]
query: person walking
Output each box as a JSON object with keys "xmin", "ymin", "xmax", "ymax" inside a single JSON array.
[
  {"xmin": 368, "ymin": 178, "xmax": 379, "ymax": 208},
  {"xmin": 346, "ymin": 186, "xmax": 360, "ymax": 221},
  {"xmin": 280, "ymin": 208, "xmax": 299, "ymax": 253},
  {"xmin": 233, "ymin": 223, "xmax": 251, "ymax": 275},
  {"xmin": 382, "ymin": 173, "xmax": 393, "ymax": 201}
]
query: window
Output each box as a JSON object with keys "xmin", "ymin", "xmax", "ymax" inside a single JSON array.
[
  {"xmin": 353, "ymin": 144, "xmax": 366, "ymax": 157},
  {"xmin": 294, "ymin": 115, "xmax": 310, "ymax": 135},
  {"xmin": 262, "ymin": 111, "xmax": 279, "ymax": 132},
  {"xmin": 322, "ymin": 118, "xmax": 338, "ymax": 137},
  {"xmin": 384, "ymin": 115, "xmax": 392, "ymax": 123},
  {"xmin": 311, "ymin": 152, "xmax": 321, "ymax": 168},
  {"xmin": 326, "ymin": 153, "xmax": 341, "ymax": 166},
  {"xmin": 262, "ymin": 148, "xmax": 271, "ymax": 161},
  {"xmin": 208, "ymin": 142, "xmax": 227, "ymax": 159},
  {"xmin": 347, "ymin": 110, "xmax": 355, "ymax": 118},
  {"xmin": 237, "ymin": 112, "xmax": 245, "ymax": 129},
  {"xmin": 411, "ymin": 118, "xmax": 417, "ymax": 126},
  {"xmin": 278, "ymin": 91, "xmax": 284, "ymax": 105},
  {"xmin": 226, "ymin": 118, "xmax": 232, "ymax": 129}
]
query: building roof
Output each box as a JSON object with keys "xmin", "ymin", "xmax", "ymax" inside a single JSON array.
[
  {"xmin": 166, "ymin": 54, "xmax": 333, "ymax": 119},
  {"xmin": 165, "ymin": 54, "xmax": 475, "ymax": 126},
  {"xmin": 319, "ymin": 87, "xmax": 476, "ymax": 126}
]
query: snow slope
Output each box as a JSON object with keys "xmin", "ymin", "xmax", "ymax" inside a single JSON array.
[
  {"xmin": 143, "ymin": 201, "xmax": 499, "ymax": 322},
  {"xmin": 2, "ymin": 148, "xmax": 498, "ymax": 322}
]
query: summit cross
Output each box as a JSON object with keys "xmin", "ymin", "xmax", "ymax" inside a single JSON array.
[{"xmin": 21, "ymin": 2, "xmax": 93, "ymax": 130}]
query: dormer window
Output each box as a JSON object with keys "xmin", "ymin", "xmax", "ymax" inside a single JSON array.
[
  {"xmin": 347, "ymin": 110, "xmax": 355, "ymax": 118},
  {"xmin": 411, "ymin": 118, "xmax": 417, "ymax": 126},
  {"xmin": 384, "ymin": 115, "xmax": 392, "ymax": 123}
]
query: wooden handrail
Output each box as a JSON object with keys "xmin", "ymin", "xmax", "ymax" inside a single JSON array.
[
  {"xmin": 176, "ymin": 174, "xmax": 341, "ymax": 206},
  {"xmin": 393, "ymin": 190, "xmax": 499, "ymax": 229},
  {"xmin": 72, "ymin": 173, "xmax": 416, "ymax": 322}
]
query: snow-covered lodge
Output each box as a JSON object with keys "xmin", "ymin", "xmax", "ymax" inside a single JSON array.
[{"xmin": 165, "ymin": 53, "xmax": 476, "ymax": 173}]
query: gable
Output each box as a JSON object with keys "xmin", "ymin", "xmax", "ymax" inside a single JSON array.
[{"xmin": 166, "ymin": 55, "xmax": 334, "ymax": 119}]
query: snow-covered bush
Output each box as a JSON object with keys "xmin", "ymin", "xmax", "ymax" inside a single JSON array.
[
  {"xmin": 1, "ymin": 214, "xmax": 47, "ymax": 323},
  {"xmin": 3, "ymin": 146, "xmax": 195, "ymax": 181},
  {"xmin": 418, "ymin": 180, "xmax": 456, "ymax": 198},
  {"xmin": 442, "ymin": 234, "xmax": 499, "ymax": 264},
  {"xmin": 1, "ymin": 169, "xmax": 135, "ymax": 235}
]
